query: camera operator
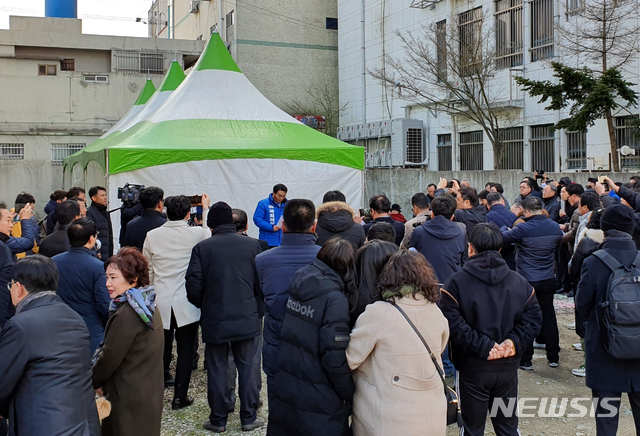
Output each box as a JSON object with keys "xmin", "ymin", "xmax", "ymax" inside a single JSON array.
[{"xmin": 122, "ymin": 187, "xmax": 166, "ymax": 252}]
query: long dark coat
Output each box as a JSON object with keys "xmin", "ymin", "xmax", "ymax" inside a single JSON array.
[{"xmin": 92, "ymin": 303, "xmax": 164, "ymax": 436}]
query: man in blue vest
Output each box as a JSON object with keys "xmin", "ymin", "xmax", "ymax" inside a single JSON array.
[{"xmin": 253, "ymin": 184, "xmax": 288, "ymax": 248}]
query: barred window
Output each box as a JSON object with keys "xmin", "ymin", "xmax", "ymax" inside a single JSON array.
[
  {"xmin": 530, "ymin": 125, "xmax": 555, "ymax": 172},
  {"xmin": 615, "ymin": 116, "xmax": 640, "ymax": 169},
  {"xmin": 60, "ymin": 59, "xmax": 75, "ymax": 71},
  {"xmin": 0, "ymin": 143, "xmax": 24, "ymax": 160},
  {"xmin": 459, "ymin": 131, "xmax": 483, "ymax": 170},
  {"xmin": 566, "ymin": 0, "xmax": 584, "ymax": 17},
  {"xmin": 566, "ymin": 131, "xmax": 586, "ymax": 169},
  {"xmin": 437, "ymin": 134, "xmax": 452, "ymax": 171},
  {"xmin": 530, "ymin": 0, "xmax": 554, "ymax": 61},
  {"xmin": 114, "ymin": 51, "xmax": 164, "ymax": 74},
  {"xmin": 498, "ymin": 127, "xmax": 524, "ymax": 170},
  {"xmin": 51, "ymin": 143, "xmax": 85, "ymax": 165},
  {"xmin": 495, "ymin": 0, "xmax": 523, "ymax": 69},
  {"xmin": 436, "ymin": 20, "xmax": 447, "ymax": 81},
  {"xmin": 458, "ymin": 7, "xmax": 483, "ymax": 77}
]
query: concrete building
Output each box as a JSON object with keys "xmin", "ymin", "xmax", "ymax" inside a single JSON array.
[
  {"xmin": 0, "ymin": 15, "xmax": 203, "ymax": 211},
  {"xmin": 147, "ymin": 0, "xmax": 340, "ymax": 120},
  {"xmin": 337, "ymin": 0, "xmax": 640, "ymax": 173}
]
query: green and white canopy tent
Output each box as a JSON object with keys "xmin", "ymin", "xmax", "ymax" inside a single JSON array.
[{"xmin": 64, "ymin": 32, "xmax": 364, "ymax": 241}]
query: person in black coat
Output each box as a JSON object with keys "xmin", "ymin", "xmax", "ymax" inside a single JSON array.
[
  {"xmin": 53, "ymin": 218, "xmax": 111, "ymax": 354},
  {"xmin": 0, "ymin": 255, "xmax": 100, "ymax": 436},
  {"xmin": 486, "ymin": 193, "xmax": 517, "ymax": 270},
  {"xmin": 542, "ymin": 184, "xmax": 561, "ymax": 222},
  {"xmin": 362, "ymin": 195, "xmax": 405, "ymax": 246},
  {"xmin": 315, "ymin": 192, "xmax": 366, "ymax": 249},
  {"xmin": 39, "ymin": 200, "xmax": 81, "ymax": 258},
  {"xmin": 44, "ymin": 190, "xmax": 67, "ymax": 235},
  {"xmin": 440, "ymin": 224, "xmax": 542, "ymax": 435},
  {"xmin": 0, "ymin": 206, "xmax": 15, "ymax": 329},
  {"xmin": 86, "ymin": 186, "xmax": 113, "ymax": 262},
  {"xmin": 268, "ymin": 238, "xmax": 356, "ymax": 436},
  {"xmin": 186, "ymin": 202, "xmax": 264, "ymax": 433},
  {"xmin": 576, "ymin": 205, "xmax": 640, "ymax": 436},
  {"xmin": 122, "ymin": 187, "xmax": 166, "ymax": 251},
  {"xmin": 454, "ymin": 187, "xmax": 487, "ymax": 234}
]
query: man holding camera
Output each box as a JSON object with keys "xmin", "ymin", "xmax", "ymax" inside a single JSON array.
[{"xmin": 123, "ymin": 187, "xmax": 166, "ymax": 251}]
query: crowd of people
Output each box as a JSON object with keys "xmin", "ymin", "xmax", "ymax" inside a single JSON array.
[{"xmin": 0, "ymin": 173, "xmax": 639, "ymax": 436}]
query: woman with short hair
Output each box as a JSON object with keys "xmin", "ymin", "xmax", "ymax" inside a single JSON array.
[
  {"xmin": 92, "ymin": 247, "xmax": 164, "ymax": 436},
  {"xmin": 347, "ymin": 250, "xmax": 449, "ymax": 436}
]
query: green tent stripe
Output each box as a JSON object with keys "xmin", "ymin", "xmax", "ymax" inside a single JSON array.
[
  {"xmin": 195, "ymin": 32, "xmax": 242, "ymax": 73},
  {"xmin": 159, "ymin": 61, "xmax": 186, "ymax": 92},
  {"xmin": 99, "ymin": 119, "xmax": 364, "ymax": 174},
  {"xmin": 133, "ymin": 80, "xmax": 156, "ymax": 105}
]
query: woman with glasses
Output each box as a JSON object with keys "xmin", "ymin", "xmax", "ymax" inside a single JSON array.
[{"xmin": 92, "ymin": 247, "xmax": 164, "ymax": 436}]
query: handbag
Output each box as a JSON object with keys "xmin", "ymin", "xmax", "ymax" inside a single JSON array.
[{"xmin": 391, "ymin": 302, "xmax": 462, "ymax": 427}]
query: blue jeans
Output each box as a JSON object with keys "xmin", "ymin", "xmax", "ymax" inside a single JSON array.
[{"xmin": 442, "ymin": 344, "xmax": 455, "ymax": 376}]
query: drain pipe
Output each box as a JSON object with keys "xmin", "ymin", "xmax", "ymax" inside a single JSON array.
[
  {"xmin": 361, "ymin": 0, "xmax": 367, "ymax": 123},
  {"xmin": 219, "ymin": 0, "xmax": 224, "ymax": 40}
]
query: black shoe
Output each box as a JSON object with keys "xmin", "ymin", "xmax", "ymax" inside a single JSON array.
[
  {"xmin": 164, "ymin": 378, "xmax": 175, "ymax": 388},
  {"xmin": 203, "ymin": 421, "xmax": 226, "ymax": 433},
  {"xmin": 555, "ymin": 287, "xmax": 568, "ymax": 295},
  {"xmin": 172, "ymin": 397, "xmax": 194, "ymax": 410},
  {"xmin": 257, "ymin": 399, "xmax": 264, "ymax": 408},
  {"xmin": 242, "ymin": 418, "xmax": 265, "ymax": 432},
  {"xmin": 567, "ymin": 290, "xmax": 575, "ymax": 298}
]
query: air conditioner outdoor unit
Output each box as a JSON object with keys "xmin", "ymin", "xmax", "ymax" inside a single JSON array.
[
  {"xmin": 189, "ymin": 0, "xmax": 200, "ymax": 13},
  {"xmin": 390, "ymin": 119, "xmax": 425, "ymax": 166},
  {"xmin": 366, "ymin": 152, "xmax": 376, "ymax": 168},
  {"xmin": 336, "ymin": 127, "xmax": 346, "ymax": 141},
  {"xmin": 380, "ymin": 121, "xmax": 391, "ymax": 136}
]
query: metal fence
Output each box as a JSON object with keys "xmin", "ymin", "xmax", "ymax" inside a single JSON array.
[
  {"xmin": 51, "ymin": 143, "xmax": 85, "ymax": 165},
  {"xmin": 438, "ymin": 134, "xmax": 452, "ymax": 171},
  {"xmin": 530, "ymin": 0, "xmax": 554, "ymax": 61},
  {"xmin": 0, "ymin": 143, "xmax": 24, "ymax": 160},
  {"xmin": 566, "ymin": 131, "xmax": 587, "ymax": 169},
  {"xmin": 459, "ymin": 131, "xmax": 483, "ymax": 170},
  {"xmin": 530, "ymin": 125, "xmax": 555, "ymax": 172},
  {"xmin": 498, "ymin": 127, "xmax": 524, "ymax": 170},
  {"xmin": 406, "ymin": 128, "xmax": 424, "ymax": 164},
  {"xmin": 616, "ymin": 116, "xmax": 640, "ymax": 169},
  {"xmin": 114, "ymin": 51, "xmax": 164, "ymax": 74},
  {"xmin": 495, "ymin": 0, "xmax": 523, "ymax": 69}
]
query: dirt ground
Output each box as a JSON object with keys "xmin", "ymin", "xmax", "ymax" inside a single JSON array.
[{"xmin": 161, "ymin": 295, "xmax": 637, "ymax": 435}]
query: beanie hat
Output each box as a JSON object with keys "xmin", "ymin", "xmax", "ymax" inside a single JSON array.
[
  {"xmin": 207, "ymin": 201, "xmax": 233, "ymax": 229},
  {"xmin": 600, "ymin": 204, "xmax": 635, "ymax": 235}
]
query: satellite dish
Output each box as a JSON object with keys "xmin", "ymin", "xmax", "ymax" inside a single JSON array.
[{"xmin": 620, "ymin": 145, "xmax": 636, "ymax": 156}]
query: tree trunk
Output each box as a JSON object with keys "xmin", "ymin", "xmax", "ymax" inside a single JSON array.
[
  {"xmin": 492, "ymin": 138, "xmax": 504, "ymax": 170},
  {"xmin": 606, "ymin": 109, "xmax": 620, "ymax": 172}
]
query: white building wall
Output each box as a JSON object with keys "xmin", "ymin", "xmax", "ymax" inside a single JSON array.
[{"xmin": 338, "ymin": 0, "xmax": 640, "ymax": 172}]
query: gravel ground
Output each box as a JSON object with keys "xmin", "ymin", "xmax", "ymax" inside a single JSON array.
[{"xmin": 162, "ymin": 295, "xmax": 636, "ymax": 435}]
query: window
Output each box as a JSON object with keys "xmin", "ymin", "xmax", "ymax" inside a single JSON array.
[
  {"xmin": 566, "ymin": 131, "xmax": 587, "ymax": 169},
  {"xmin": 114, "ymin": 51, "xmax": 165, "ymax": 74},
  {"xmin": 495, "ymin": 0, "xmax": 523, "ymax": 69},
  {"xmin": 436, "ymin": 20, "xmax": 447, "ymax": 81},
  {"xmin": 615, "ymin": 116, "xmax": 640, "ymax": 169},
  {"xmin": 437, "ymin": 134, "xmax": 452, "ymax": 171},
  {"xmin": 38, "ymin": 65, "xmax": 57, "ymax": 76},
  {"xmin": 459, "ymin": 131, "xmax": 484, "ymax": 170},
  {"xmin": 0, "ymin": 143, "xmax": 24, "ymax": 160},
  {"xmin": 530, "ymin": 0, "xmax": 554, "ymax": 61},
  {"xmin": 226, "ymin": 10, "xmax": 235, "ymax": 28},
  {"xmin": 498, "ymin": 127, "xmax": 524, "ymax": 170},
  {"xmin": 530, "ymin": 125, "xmax": 555, "ymax": 172},
  {"xmin": 566, "ymin": 0, "xmax": 584, "ymax": 17},
  {"xmin": 458, "ymin": 7, "xmax": 483, "ymax": 76},
  {"xmin": 60, "ymin": 59, "xmax": 75, "ymax": 71},
  {"xmin": 326, "ymin": 18, "xmax": 338, "ymax": 30},
  {"xmin": 51, "ymin": 143, "xmax": 85, "ymax": 165},
  {"xmin": 83, "ymin": 75, "xmax": 109, "ymax": 83}
]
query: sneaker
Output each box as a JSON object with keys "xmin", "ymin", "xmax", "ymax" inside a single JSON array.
[
  {"xmin": 572, "ymin": 365, "xmax": 586, "ymax": 377},
  {"xmin": 567, "ymin": 322, "xmax": 576, "ymax": 330},
  {"xmin": 533, "ymin": 340, "xmax": 546, "ymax": 350},
  {"xmin": 242, "ymin": 418, "xmax": 265, "ymax": 432},
  {"xmin": 572, "ymin": 342, "xmax": 583, "ymax": 352},
  {"xmin": 549, "ymin": 362, "xmax": 559, "ymax": 368},
  {"xmin": 519, "ymin": 363, "xmax": 533, "ymax": 371},
  {"xmin": 203, "ymin": 421, "xmax": 226, "ymax": 433}
]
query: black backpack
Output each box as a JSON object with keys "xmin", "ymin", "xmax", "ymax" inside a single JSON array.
[{"xmin": 593, "ymin": 250, "xmax": 640, "ymax": 360}]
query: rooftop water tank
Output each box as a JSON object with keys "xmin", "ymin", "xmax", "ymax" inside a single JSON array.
[{"xmin": 45, "ymin": 0, "xmax": 77, "ymax": 19}]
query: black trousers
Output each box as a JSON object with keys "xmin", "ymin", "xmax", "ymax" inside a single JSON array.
[
  {"xmin": 558, "ymin": 242, "xmax": 574, "ymax": 292},
  {"xmin": 226, "ymin": 331, "xmax": 262, "ymax": 411},
  {"xmin": 591, "ymin": 390, "xmax": 640, "ymax": 436},
  {"xmin": 457, "ymin": 370, "xmax": 519, "ymax": 436},
  {"xmin": 163, "ymin": 311, "xmax": 199, "ymax": 399},
  {"xmin": 0, "ymin": 418, "xmax": 6, "ymax": 436},
  {"xmin": 206, "ymin": 337, "xmax": 259, "ymax": 427},
  {"xmin": 521, "ymin": 278, "xmax": 559, "ymax": 365}
]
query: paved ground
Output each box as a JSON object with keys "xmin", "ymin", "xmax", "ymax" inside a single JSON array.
[{"xmin": 161, "ymin": 295, "xmax": 637, "ymax": 435}]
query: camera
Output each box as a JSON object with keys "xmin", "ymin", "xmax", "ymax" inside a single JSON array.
[
  {"xmin": 117, "ymin": 183, "xmax": 145, "ymax": 206},
  {"xmin": 535, "ymin": 170, "xmax": 545, "ymax": 179}
]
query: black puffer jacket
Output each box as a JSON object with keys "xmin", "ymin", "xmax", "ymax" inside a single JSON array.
[
  {"xmin": 186, "ymin": 224, "xmax": 263, "ymax": 344},
  {"xmin": 0, "ymin": 235, "xmax": 14, "ymax": 329},
  {"xmin": 268, "ymin": 259, "xmax": 354, "ymax": 436},
  {"xmin": 315, "ymin": 201, "xmax": 366, "ymax": 249},
  {"xmin": 86, "ymin": 203, "xmax": 113, "ymax": 261},
  {"xmin": 454, "ymin": 205, "xmax": 487, "ymax": 234},
  {"xmin": 570, "ymin": 228, "xmax": 604, "ymax": 339}
]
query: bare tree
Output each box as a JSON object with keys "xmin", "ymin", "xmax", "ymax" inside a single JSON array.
[
  {"xmin": 370, "ymin": 10, "xmax": 520, "ymax": 169},
  {"xmin": 286, "ymin": 84, "xmax": 347, "ymax": 137},
  {"xmin": 556, "ymin": 0, "xmax": 640, "ymax": 171}
]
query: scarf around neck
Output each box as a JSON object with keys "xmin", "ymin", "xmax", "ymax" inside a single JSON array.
[
  {"xmin": 15, "ymin": 291, "xmax": 56, "ymax": 314},
  {"xmin": 109, "ymin": 286, "xmax": 157, "ymax": 329}
]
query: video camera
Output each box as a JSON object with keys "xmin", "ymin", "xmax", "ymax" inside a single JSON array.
[{"xmin": 117, "ymin": 183, "xmax": 145, "ymax": 207}]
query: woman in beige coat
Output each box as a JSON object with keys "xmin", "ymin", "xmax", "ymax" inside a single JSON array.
[{"xmin": 347, "ymin": 250, "xmax": 450, "ymax": 436}]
